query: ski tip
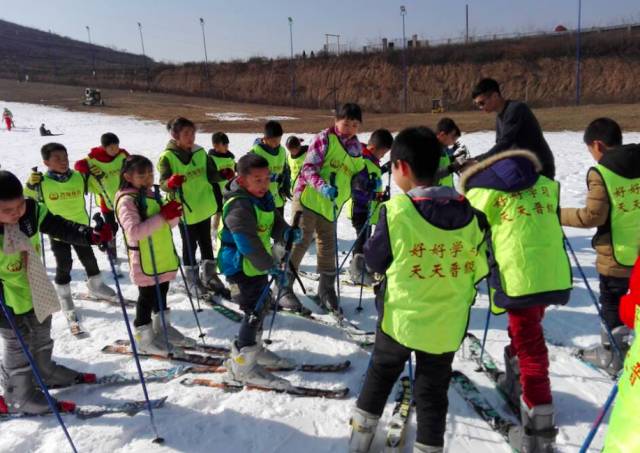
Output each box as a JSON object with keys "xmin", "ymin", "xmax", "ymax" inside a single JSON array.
[{"xmin": 152, "ymin": 437, "xmax": 165, "ymax": 444}]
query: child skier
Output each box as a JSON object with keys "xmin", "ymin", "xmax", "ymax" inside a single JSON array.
[
  {"xmin": 603, "ymin": 256, "xmax": 640, "ymax": 452},
  {"xmin": 115, "ymin": 155, "xmax": 194, "ymax": 355},
  {"xmin": 208, "ymin": 131, "xmax": 236, "ymax": 252},
  {"xmin": 283, "ymin": 103, "xmax": 366, "ymax": 312},
  {"xmin": 250, "ymin": 121, "xmax": 288, "ymax": 215},
  {"xmin": 349, "ymin": 127, "xmax": 488, "ymax": 453},
  {"xmin": 218, "ymin": 153, "xmax": 301, "ymax": 388},
  {"xmin": 74, "ymin": 132, "xmax": 129, "ymax": 272},
  {"xmin": 346, "ymin": 128, "xmax": 393, "ymax": 285},
  {"xmin": 561, "ymin": 118, "xmax": 639, "ymax": 375},
  {"xmin": 2, "ymin": 108, "xmax": 13, "ymax": 131},
  {"xmin": 434, "ymin": 117, "xmax": 470, "ymax": 187},
  {"xmin": 285, "ymin": 135, "xmax": 308, "ymax": 205},
  {"xmin": 0, "ymin": 170, "xmax": 111, "ymax": 414},
  {"xmin": 25, "ymin": 143, "xmax": 117, "ymax": 326},
  {"xmin": 157, "ymin": 117, "xmax": 228, "ymax": 297},
  {"xmin": 460, "ymin": 149, "xmax": 573, "ymax": 452}
]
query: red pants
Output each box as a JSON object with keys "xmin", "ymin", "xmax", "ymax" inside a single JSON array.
[
  {"xmin": 4, "ymin": 117, "xmax": 11, "ymax": 130},
  {"xmin": 507, "ymin": 305, "xmax": 552, "ymax": 407}
]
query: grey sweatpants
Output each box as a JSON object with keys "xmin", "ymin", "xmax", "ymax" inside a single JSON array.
[{"xmin": 290, "ymin": 200, "xmax": 337, "ymax": 275}]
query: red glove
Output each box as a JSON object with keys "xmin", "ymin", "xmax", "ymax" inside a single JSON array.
[
  {"xmin": 619, "ymin": 258, "xmax": 640, "ymax": 328},
  {"xmin": 220, "ymin": 168, "xmax": 235, "ymax": 181},
  {"xmin": 74, "ymin": 159, "xmax": 90, "ymax": 175},
  {"xmin": 160, "ymin": 200, "xmax": 183, "ymax": 220},
  {"xmin": 91, "ymin": 223, "xmax": 113, "ymax": 245},
  {"xmin": 167, "ymin": 174, "xmax": 185, "ymax": 190}
]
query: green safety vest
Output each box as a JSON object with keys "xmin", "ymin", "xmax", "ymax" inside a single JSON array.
[
  {"xmin": 220, "ymin": 195, "xmax": 274, "ymax": 277},
  {"xmin": 604, "ymin": 305, "xmax": 640, "ymax": 452},
  {"xmin": 87, "ymin": 153, "xmax": 127, "ymax": 210},
  {"xmin": 210, "ymin": 153, "xmax": 235, "ymax": 196},
  {"xmin": 288, "ymin": 151, "xmax": 307, "ymax": 190},
  {"xmin": 438, "ymin": 153, "xmax": 454, "ymax": 188},
  {"xmin": 251, "ymin": 144, "xmax": 287, "ymax": 208},
  {"xmin": 300, "ymin": 134, "xmax": 365, "ymax": 222},
  {"xmin": 115, "ymin": 192, "xmax": 179, "ymax": 276},
  {"xmin": 38, "ymin": 172, "xmax": 89, "ymax": 225},
  {"xmin": 381, "ymin": 194, "xmax": 488, "ymax": 354},
  {"xmin": 466, "ymin": 176, "xmax": 572, "ymax": 301},
  {"xmin": 158, "ymin": 147, "xmax": 217, "ymax": 225},
  {"xmin": 594, "ymin": 164, "xmax": 640, "ymax": 267},
  {"xmin": 0, "ymin": 203, "xmax": 48, "ymax": 315},
  {"xmin": 345, "ymin": 158, "xmax": 384, "ymax": 225}
]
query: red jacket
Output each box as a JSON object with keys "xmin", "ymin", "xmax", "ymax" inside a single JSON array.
[{"xmin": 620, "ymin": 257, "xmax": 640, "ymax": 329}]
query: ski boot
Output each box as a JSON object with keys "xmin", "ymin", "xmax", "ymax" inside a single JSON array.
[
  {"xmin": 577, "ymin": 325, "xmax": 631, "ymax": 376},
  {"xmin": 152, "ymin": 309, "xmax": 196, "ymax": 348},
  {"xmin": 224, "ymin": 342, "xmax": 291, "ymax": 390},
  {"xmin": 496, "ymin": 345, "xmax": 522, "ymax": 410},
  {"xmin": 256, "ymin": 328, "xmax": 296, "ymax": 369},
  {"xmin": 348, "ymin": 254, "xmax": 375, "ymax": 286},
  {"xmin": 135, "ymin": 323, "xmax": 172, "ymax": 357},
  {"xmin": 2, "ymin": 370, "xmax": 50, "ymax": 414},
  {"xmin": 32, "ymin": 341, "xmax": 83, "ymax": 388},
  {"xmin": 348, "ymin": 406, "xmax": 380, "ymax": 453},
  {"xmin": 275, "ymin": 271, "xmax": 311, "ymax": 315},
  {"xmin": 86, "ymin": 273, "xmax": 117, "ymax": 302},
  {"xmin": 414, "ymin": 444, "xmax": 444, "ymax": 453},
  {"xmin": 55, "ymin": 283, "xmax": 79, "ymax": 324},
  {"xmin": 200, "ymin": 259, "xmax": 231, "ymax": 299},
  {"xmin": 318, "ymin": 272, "xmax": 340, "ymax": 313},
  {"xmin": 508, "ymin": 396, "xmax": 558, "ymax": 453},
  {"xmin": 183, "ymin": 265, "xmax": 208, "ymax": 295}
]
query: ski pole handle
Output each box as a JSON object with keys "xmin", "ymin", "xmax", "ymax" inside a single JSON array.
[{"xmin": 92, "ymin": 213, "xmax": 109, "ymax": 253}]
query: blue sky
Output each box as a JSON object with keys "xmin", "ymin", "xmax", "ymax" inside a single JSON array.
[{"xmin": 4, "ymin": 0, "xmax": 639, "ymax": 63}]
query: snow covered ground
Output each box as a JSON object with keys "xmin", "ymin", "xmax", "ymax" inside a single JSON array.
[{"xmin": 0, "ymin": 101, "xmax": 637, "ymax": 453}]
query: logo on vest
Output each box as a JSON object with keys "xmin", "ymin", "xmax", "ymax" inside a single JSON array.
[
  {"xmin": 257, "ymin": 224, "xmax": 269, "ymax": 234},
  {"xmin": 7, "ymin": 260, "xmax": 23, "ymax": 273},
  {"xmin": 408, "ymin": 241, "xmax": 477, "ymax": 280}
]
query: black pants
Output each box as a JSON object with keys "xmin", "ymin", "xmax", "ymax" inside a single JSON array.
[
  {"xmin": 351, "ymin": 210, "xmax": 371, "ymax": 255},
  {"xmin": 135, "ymin": 282, "xmax": 169, "ymax": 327},
  {"xmin": 179, "ymin": 217, "xmax": 214, "ymax": 265},
  {"xmin": 357, "ymin": 329, "xmax": 455, "ymax": 447},
  {"xmin": 50, "ymin": 239, "xmax": 100, "ymax": 285},
  {"xmin": 599, "ymin": 274, "xmax": 630, "ymax": 330},
  {"xmin": 229, "ymin": 273, "xmax": 270, "ymax": 348}
]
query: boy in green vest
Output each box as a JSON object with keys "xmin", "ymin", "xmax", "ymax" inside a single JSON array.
[
  {"xmin": 218, "ymin": 154, "xmax": 301, "ymax": 389},
  {"xmin": 349, "ymin": 127, "xmax": 489, "ymax": 453},
  {"xmin": 346, "ymin": 128, "xmax": 393, "ymax": 286},
  {"xmin": 0, "ymin": 170, "xmax": 111, "ymax": 414},
  {"xmin": 208, "ymin": 132, "xmax": 236, "ymax": 253},
  {"xmin": 26, "ymin": 143, "xmax": 117, "ymax": 325},
  {"xmin": 285, "ymin": 136, "xmax": 308, "ymax": 208},
  {"xmin": 434, "ymin": 117, "xmax": 471, "ymax": 187},
  {"xmin": 74, "ymin": 133, "xmax": 129, "ymax": 273},
  {"xmin": 561, "ymin": 117, "xmax": 639, "ymax": 375},
  {"xmin": 157, "ymin": 117, "xmax": 229, "ymax": 297},
  {"xmin": 283, "ymin": 103, "xmax": 366, "ymax": 313},
  {"xmin": 250, "ymin": 121, "xmax": 288, "ymax": 215},
  {"xmin": 461, "ymin": 149, "xmax": 573, "ymax": 452}
]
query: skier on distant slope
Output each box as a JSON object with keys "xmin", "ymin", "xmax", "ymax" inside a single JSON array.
[{"xmin": 2, "ymin": 108, "xmax": 14, "ymax": 131}]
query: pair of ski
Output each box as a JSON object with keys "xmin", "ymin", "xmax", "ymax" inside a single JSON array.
[
  {"xmin": 298, "ymin": 269, "xmax": 374, "ymax": 291},
  {"xmin": 204, "ymin": 294, "xmax": 375, "ymax": 349}
]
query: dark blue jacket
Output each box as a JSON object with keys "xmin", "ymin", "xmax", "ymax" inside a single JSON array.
[{"xmin": 461, "ymin": 151, "xmax": 571, "ymax": 310}]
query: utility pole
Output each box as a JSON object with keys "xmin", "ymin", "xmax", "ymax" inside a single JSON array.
[
  {"xmin": 575, "ymin": 0, "xmax": 582, "ymax": 105},
  {"xmin": 288, "ymin": 17, "xmax": 296, "ymax": 104},
  {"xmin": 401, "ymin": 5, "xmax": 408, "ymax": 113},
  {"xmin": 465, "ymin": 4, "xmax": 469, "ymax": 44},
  {"xmin": 86, "ymin": 25, "xmax": 96, "ymax": 78},
  {"xmin": 137, "ymin": 22, "xmax": 150, "ymax": 89},
  {"xmin": 199, "ymin": 18, "xmax": 211, "ymax": 90}
]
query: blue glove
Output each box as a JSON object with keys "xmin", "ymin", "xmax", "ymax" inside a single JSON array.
[
  {"xmin": 321, "ymin": 184, "xmax": 338, "ymax": 201},
  {"xmin": 269, "ymin": 267, "xmax": 288, "ymax": 286},
  {"xmin": 284, "ymin": 227, "xmax": 303, "ymax": 245}
]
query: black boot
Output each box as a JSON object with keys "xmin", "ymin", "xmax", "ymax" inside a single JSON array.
[
  {"xmin": 578, "ymin": 325, "xmax": 631, "ymax": 376},
  {"xmin": 318, "ymin": 272, "xmax": 340, "ymax": 313}
]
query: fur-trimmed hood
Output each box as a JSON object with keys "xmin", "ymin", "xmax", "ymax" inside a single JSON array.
[{"xmin": 459, "ymin": 150, "xmax": 543, "ymax": 195}]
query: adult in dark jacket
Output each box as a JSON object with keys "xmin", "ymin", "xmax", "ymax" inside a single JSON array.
[{"xmin": 472, "ymin": 78, "xmax": 556, "ymax": 179}]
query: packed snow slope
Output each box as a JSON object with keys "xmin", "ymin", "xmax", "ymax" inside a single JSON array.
[{"xmin": 0, "ymin": 102, "xmax": 637, "ymax": 453}]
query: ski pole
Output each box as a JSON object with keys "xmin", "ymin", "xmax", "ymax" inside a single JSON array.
[
  {"xmin": 355, "ymin": 202, "xmax": 375, "ymax": 313},
  {"xmin": 151, "ymin": 186, "xmax": 206, "ymax": 344},
  {"xmin": 476, "ymin": 282, "xmax": 492, "ymax": 372},
  {"xmin": 176, "ymin": 188, "xmax": 202, "ymax": 312},
  {"xmin": 31, "ymin": 167, "xmax": 47, "ymax": 268},
  {"xmin": 288, "ymin": 262, "xmax": 307, "ymax": 295},
  {"xmin": 330, "ymin": 172, "xmax": 341, "ymax": 304},
  {"xmin": 407, "ymin": 353, "xmax": 415, "ymax": 404},
  {"xmin": 95, "ymin": 214, "xmax": 165, "ymax": 444},
  {"xmin": 564, "ymin": 236, "xmax": 624, "ymax": 359},
  {"xmin": 337, "ymin": 208, "xmax": 375, "ymax": 274},
  {"xmin": 579, "ymin": 381, "xmax": 619, "ymax": 453},
  {"xmin": 266, "ymin": 212, "xmax": 303, "ymax": 341},
  {"xmin": 0, "ymin": 289, "xmax": 78, "ymax": 453}
]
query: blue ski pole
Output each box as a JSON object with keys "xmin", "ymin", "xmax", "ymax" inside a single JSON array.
[
  {"xmin": 0, "ymin": 290, "xmax": 78, "ymax": 453},
  {"xmin": 579, "ymin": 382, "xmax": 618, "ymax": 453},
  {"xmin": 177, "ymin": 188, "xmax": 203, "ymax": 312},
  {"xmin": 476, "ymin": 280, "xmax": 492, "ymax": 371},
  {"xmin": 31, "ymin": 167, "xmax": 46, "ymax": 269},
  {"xmin": 330, "ymin": 172, "xmax": 341, "ymax": 305}
]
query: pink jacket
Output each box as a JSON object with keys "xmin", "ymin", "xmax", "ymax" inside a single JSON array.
[{"xmin": 115, "ymin": 187, "xmax": 180, "ymax": 288}]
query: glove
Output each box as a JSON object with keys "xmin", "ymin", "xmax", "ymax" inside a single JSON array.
[
  {"xmin": 91, "ymin": 222, "xmax": 114, "ymax": 245},
  {"xmin": 89, "ymin": 165, "xmax": 105, "ymax": 180},
  {"xmin": 160, "ymin": 200, "xmax": 183, "ymax": 221},
  {"xmin": 380, "ymin": 161, "xmax": 391, "ymax": 174},
  {"xmin": 284, "ymin": 227, "xmax": 303, "ymax": 245},
  {"xmin": 375, "ymin": 191, "xmax": 390, "ymax": 203},
  {"xmin": 220, "ymin": 168, "xmax": 235, "ymax": 181},
  {"xmin": 320, "ymin": 184, "xmax": 338, "ymax": 201},
  {"xmin": 166, "ymin": 174, "xmax": 186, "ymax": 190},
  {"xmin": 74, "ymin": 159, "xmax": 90, "ymax": 175},
  {"xmin": 268, "ymin": 267, "xmax": 288, "ymax": 286},
  {"xmin": 27, "ymin": 172, "xmax": 43, "ymax": 186}
]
